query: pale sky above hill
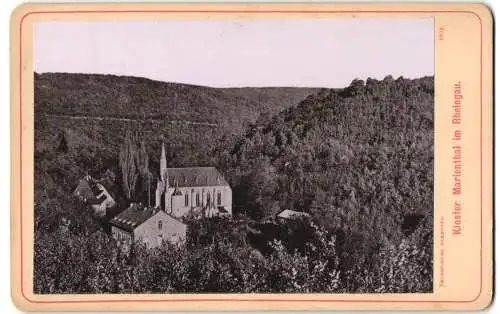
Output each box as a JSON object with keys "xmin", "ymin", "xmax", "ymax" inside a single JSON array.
[{"xmin": 34, "ymin": 18, "xmax": 434, "ymax": 88}]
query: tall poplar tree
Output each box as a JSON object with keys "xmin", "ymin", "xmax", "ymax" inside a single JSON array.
[
  {"xmin": 119, "ymin": 131, "xmax": 138, "ymax": 200},
  {"xmin": 136, "ymin": 140, "xmax": 152, "ymax": 206}
]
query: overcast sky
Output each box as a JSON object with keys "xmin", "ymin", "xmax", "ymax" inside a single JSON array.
[{"xmin": 34, "ymin": 18, "xmax": 434, "ymax": 88}]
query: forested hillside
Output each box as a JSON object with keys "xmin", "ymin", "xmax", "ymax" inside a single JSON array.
[
  {"xmin": 34, "ymin": 72, "xmax": 317, "ymax": 221},
  {"xmin": 34, "ymin": 73, "xmax": 434, "ymax": 294},
  {"xmin": 223, "ymin": 76, "xmax": 434, "ymax": 238},
  {"xmin": 220, "ymin": 75, "xmax": 434, "ymax": 290},
  {"xmin": 34, "ymin": 72, "xmax": 317, "ymax": 191},
  {"xmin": 35, "ymin": 72, "xmax": 318, "ymax": 131}
]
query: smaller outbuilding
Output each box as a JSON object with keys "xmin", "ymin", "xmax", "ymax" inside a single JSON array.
[
  {"xmin": 109, "ymin": 203, "xmax": 187, "ymax": 249},
  {"xmin": 276, "ymin": 209, "xmax": 310, "ymax": 223},
  {"xmin": 73, "ymin": 175, "xmax": 116, "ymax": 217}
]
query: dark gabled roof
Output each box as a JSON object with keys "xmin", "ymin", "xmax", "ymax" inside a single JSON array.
[
  {"xmin": 165, "ymin": 167, "xmax": 229, "ymax": 187},
  {"xmin": 109, "ymin": 204, "xmax": 160, "ymax": 232}
]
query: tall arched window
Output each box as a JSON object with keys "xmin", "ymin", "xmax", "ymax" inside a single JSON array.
[
  {"xmin": 207, "ymin": 193, "xmax": 211, "ymax": 206},
  {"xmin": 217, "ymin": 191, "xmax": 222, "ymax": 205},
  {"xmin": 185, "ymin": 194, "xmax": 189, "ymax": 207},
  {"xmin": 196, "ymin": 193, "xmax": 200, "ymax": 206},
  {"xmin": 158, "ymin": 220, "xmax": 163, "ymax": 230}
]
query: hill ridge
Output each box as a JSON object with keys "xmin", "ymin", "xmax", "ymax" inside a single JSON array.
[{"xmin": 35, "ymin": 72, "xmax": 320, "ymax": 130}]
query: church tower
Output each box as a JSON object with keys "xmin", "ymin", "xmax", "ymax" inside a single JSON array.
[
  {"xmin": 155, "ymin": 142, "xmax": 169, "ymax": 210},
  {"xmin": 160, "ymin": 142, "xmax": 167, "ymax": 183}
]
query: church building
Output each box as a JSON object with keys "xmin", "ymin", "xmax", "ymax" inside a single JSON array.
[{"xmin": 155, "ymin": 143, "xmax": 232, "ymax": 219}]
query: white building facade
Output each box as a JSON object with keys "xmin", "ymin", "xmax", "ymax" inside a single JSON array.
[
  {"xmin": 110, "ymin": 205, "xmax": 187, "ymax": 249},
  {"xmin": 155, "ymin": 143, "xmax": 232, "ymax": 219}
]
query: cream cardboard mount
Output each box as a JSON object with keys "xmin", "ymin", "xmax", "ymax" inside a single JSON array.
[{"xmin": 10, "ymin": 2, "xmax": 493, "ymax": 311}]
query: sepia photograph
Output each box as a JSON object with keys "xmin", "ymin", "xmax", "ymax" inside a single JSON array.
[{"xmin": 33, "ymin": 17, "xmax": 434, "ymax": 294}]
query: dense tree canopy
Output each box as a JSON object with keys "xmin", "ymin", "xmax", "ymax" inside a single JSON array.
[
  {"xmin": 224, "ymin": 76, "xmax": 433, "ymax": 242},
  {"xmin": 34, "ymin": 73, "xmax": 433, "ymax": 294}
]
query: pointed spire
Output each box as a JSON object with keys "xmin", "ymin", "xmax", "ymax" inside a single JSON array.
[{"xmin": 160, "ymin": 141, "xmax": 167, "ymax": 182}]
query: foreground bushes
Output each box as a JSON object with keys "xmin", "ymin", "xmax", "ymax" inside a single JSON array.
[{"xmin": 34, "ymin": 217, "xmax": 431, "ymax": 294}]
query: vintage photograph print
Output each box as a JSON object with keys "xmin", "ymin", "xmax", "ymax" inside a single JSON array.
[
  {"xmin": 32, "ymin": 17, "xmax": 434, "ymax": 294},
  {"xmin": 11, "ymin": 2, "xmax": 493, "ymax": 311}
]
